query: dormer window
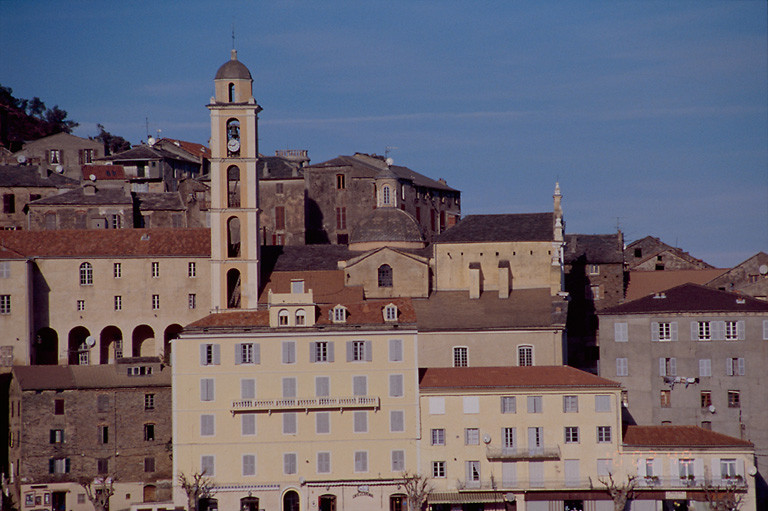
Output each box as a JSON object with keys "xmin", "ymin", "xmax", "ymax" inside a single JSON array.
[
  {"xmin": 384, "ymin": 304, "xmax": 398, "ymax": 322},
  {"xmin": 278, "ymin": 309, "xmax": 289, "ymax": 326},
  {"xmin": 291, "ymin": 280, "xmax": 305, "ymax": 294},
  {"xmin": 332, "ymin": 305, "xmax": 347, "ymax": 323},
  {"xmin": 295, "ymin": 309, "xmax": 306, "ymax": 326}
]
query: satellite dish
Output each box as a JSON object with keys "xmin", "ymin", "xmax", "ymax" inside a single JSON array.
[
  {"xmin": 759, "ymin": 265, "xmax": 768, "ymax": 275},
  {"xmin": 16, "ymin": 155, "xmax": 26, "ymax": 163},
  {"xmin": 748, "ymin": 466, "xmax": 758, "ymax": 476},
  {"xmin": 385, "ymin": 157, "xmax": 394, "ymax": 166},
  {"xmin": 89, "ymin": 174, "xmax": 97, "ymax": 181},
  {"xmin": 55, "ymin": 165, "xmax": 64, "ymax": 173},
  {"xmin": 85, "ymin": 336, "xmax": 96, "ymax": 348},
  {"xmin": 505, "ymin": 493, "xmax": 516, "ymax": 502},
  {"xmin": 147, "ymin": 137, "xmax": 156, "ymax": 146},
  {"xmin": 482, "ymin": 433, "xmax": 492, "ymax": 444},
  {"xmin": 708, "ymin": 405, "xmax": 716, "ymax": 414}
]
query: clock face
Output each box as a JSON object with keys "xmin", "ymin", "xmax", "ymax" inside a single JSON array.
[{"xmin": 227, "ymin": 138, "xmax": 240, "ymax": 153}]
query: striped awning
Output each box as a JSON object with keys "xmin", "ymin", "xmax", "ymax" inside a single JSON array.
[{"xmin": 428, "ymin": 492, "xmax": 506, "ymax": 504}]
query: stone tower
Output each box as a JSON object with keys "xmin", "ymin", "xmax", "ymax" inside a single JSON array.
[{"xmin": 208, "ymin": 50, "xmax": 262, "ymax": 311}]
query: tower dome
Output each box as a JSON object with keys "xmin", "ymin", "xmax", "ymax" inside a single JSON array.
[{"xmin": 215, "ymin": 49, "xmax": 252, "ymax": 80}]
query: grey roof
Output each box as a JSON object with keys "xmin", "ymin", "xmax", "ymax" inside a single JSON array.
[
  {"xmin": 350, "ymin": 208, "xmax": 425, "ymax": 244},
  {"xmin": 28, "ymin": 186, "xmax": 132, "ymax": 206},
  {"xmin": 413, "ymin": 289, "xmax": 567, "ymax": 331},
  {"xmin": 215, "ymin": 51, "xmax": 252, "ymax": 80},
  {"xmin": 436, "ymin": 213, "xmax": 554, "ymax": 243},
  {"xmin": 258, "ymin": 156, "xmax": 304, "ymax": 180},
  {"xmin": 103, "ymin": 144, "xmax": 197, "ymax": 164},
  {"xmin": 136, "ymin": 192, "xmax": 184, "ymax": 211},
  {"xmin": 261, "ymin": 245, "xmax": 355, "ymax": 272},
  {"xmin": 0, "ymin": 165, "xmax": 79, "ymax": 188},
  {"xmin": 13, "ymin": 364, "xmax": 171, "ymax": 391},
  {"xmin": 564, "ymin": 233, "xmax": 624, "ymax": 264},
  {"xmin": 600, "ymin": 283, "xmax": 768, "ymax": 315}
]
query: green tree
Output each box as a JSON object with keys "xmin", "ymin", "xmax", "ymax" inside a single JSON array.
[{"xmin": 91, "ymin": 124, "xmax": 131, "ymax": 156}]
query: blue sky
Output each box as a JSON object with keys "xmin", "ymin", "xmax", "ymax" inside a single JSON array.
[{"xmin": 1, "ymin": 1, "xmax": 765, "ymax": 267}]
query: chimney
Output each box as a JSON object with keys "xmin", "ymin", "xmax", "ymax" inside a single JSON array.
[
  {"xmin": 469, "ymin": 262, "xmax": 482, "ymax": 299},
  {"xmin": 498, "ymin": 260, "xmax": 510, "ymax": 299}
]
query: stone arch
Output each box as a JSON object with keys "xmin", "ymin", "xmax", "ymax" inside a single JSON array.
[
  {"xmin": 99, "ymin": 325, "xmax": 123, "ymax": 364},
  {"xmin": 132, "ymin": 325, "xmax": 156, "ymax": 358},
  {"xmin": 227, "ymin": 269, "xmax": 241, "ymax": 309},
  {"xmin": 227, "ymin": 216, "xmax": 241, "ymax": 257},
  {"xmin": 34, "ymin": 327, "xmax": 58, "ymax": 365},
  {"xmin": 227, "ymin": 165, "xmax": 240, "ymax": 207},
  {"xmin": 163, "ymin": 324, "xmax": 183, "ymax": 364},
  {"xmin": 68, "ymin": 326, "xmax": 91, "ymax": 365},
  {"xmin": 282, "ymin": 490, "xmax": 299, "ymax": 511}
]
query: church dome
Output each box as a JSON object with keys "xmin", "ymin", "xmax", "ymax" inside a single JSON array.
[
  {"xmin": 215, "ymin": 50, "xmax": 252, "ymax": 80},
  {"xmin": 349, "ymin": 208, "xmax": 426, "ymax": 250}
]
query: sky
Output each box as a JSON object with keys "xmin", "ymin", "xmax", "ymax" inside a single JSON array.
[{"xmin": 1, "ymin": 1, "xmax": 766, "ymax": 267}]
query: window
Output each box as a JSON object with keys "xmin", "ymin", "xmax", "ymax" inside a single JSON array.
[
  {"xmin": 721, "ymin": 459, "xmax": 737, "ymax": 479},
  {"xmin": 595, "ymin": 395, "xmax": 611, "ymax": 412},
  {"xmin": 350, "ymin": 340, "xmax": 368, "ymax": 362},
  {"xmin": 597, "ymin": 459, "xmax": 613, "ymax": 477},
  {"xmin": 614, "ymin": 322, "xmax": 628, "ymax": 342},
  {"xmin": 391, "ymin": 450, "xmax": 405, "ymax": 472},
  {"xmin": 701, "ymin": 421, "xmax": 712, "ymax": 430},
  {"xmin": 518, "ymin": 345, "xmax": 533, "ymax": 366},
  {"xmin": 563, "ymin": 396, "xmax": 578, "ymax": 413},
  {"xmin": 54, "ymin": 399, "xmax": 65, "ymax": 415},
  {"xmin": 0, "ymin": 261, "xmax": 9, "ymax": 278},
  {"xmin": 501, "ymin": 396, "xmax": 516, "ymax": 413},
  {"xmin": 114, "ymin": 296, "xmax": 122, "ymax": 311},
  {"xmin": 185, "ymin": 293, "xmax": 196, "ymax": 310},
  {"xmin": 463, "ymin": 396, "xmax": 479, "ymax": 414},
  {"xmin": 597, "ymin": 426, "xmax": 612, "ymax": 443},
  {"xmin": 241, "ymin": 413, "xmax": 256, "ymax": 435},
  {"xmin": 696, "ymin": 321, "xmax": 711, "ymax": 341},
  {"xmin": 50, "ymin": 429, "xmax": 64, "ymax": 444},
  {"xmin": 432, "ymin": 461, "xmax": 446, "ymax": 478},
  {"xmin": 200, "ymin": 344, "xmax": 220, "ymax": 365},
  {"xmin": 49, "ymin": 149, "xmax": 60, "ymax": 164},
  {"xmin": 728, "ymin": 391, "xmax": 740, "ymax": 408},
  {"xmin": 616, "ymin": 357, "xmax": 628, "ymax": 376},
  {"xmin": 588, "ymin": 285, "xmax": 601, "ymax": 300},
  {"xmin": 242, "ymin": 454, "xmax": 256, "ymax": 476},
  {"xmin": 645, "ymin": 459, "xmax": 655, "ymax": 477},
  {"xmin": 283, "ymin": 413, "xmax": 297, "ymax": 435},
  {"xmin": 384, "ymin": 304, "xmax": 397, "ymax": 321},
  {"xmin": 80, "ymin": 262, "xmax": 93, "ymax": 285},
  {"xmin": 453, "ymin": 346, "xmax": 468, "ymax": 367},
  {"xmin": 660, "ymin": 357, "xmax": 677, "ymax": 376},
  {"xmin": 622, "ymin": 390, "xmax": 629, "ymax": 407},
  {"xmin": 275, "ymin": 206, "xmax": 286, "ymax": 230},
  {"xmin": 291, "ymin": 280, "xmax": 304, "ymax": 293},
  {"xmin": 336, "ymin": 173, "xmax": 345, "ymax": 189},
  {"xmin": 314, "ymin": 341, "xmax": 329, "ymax": 362},
  {"xmin": 502, "ymin": 427, "xmax": 515, "ymax": 449},
  {"xmin": 389, "ymin": 374, "xmax": 404, "ymax": 397},
  {"xmin": 200, "ymin": 378, "xmax": 215, "ymax": 401},
  {"xmin": 527, "ymin": 395, "xmax": 543, "ymax": 413},
  {"xmin": 660, "ymin": 390, "xmax": 671, "ymax": 408},
  {"xmin": 275, "ymin": 182, "xmax": 284, "ymax": 194},
  {"xmin": 234, "ymin": 343, "xmax": 256, "ymax": 365},
  {"xmin": 152, "ymin": 294, "xmax": 160, "ymax": 310},
  {"xmin": 335, "ymin": 207, "xmax": 346, "ymax": 230},
  {"xmin": 378, "ymin": 264, "xmax": 393, "ymax": 287},
  {"xmin": 352, "ymin": 375, "xmax": 367, "ymax": 396},
  {"xmin": 284, "ymin": 453, "xmax": 297, "ymax": 474},
  {"xmin": 725, "ymin": 321, "xmax": 739, "ymax": 340},
  {"xmin": 382, "ymin": 185, "xmax": 391, "ymax": 205},
  {"xmin": 201, "ymin": 455, "xmax": 215, "ymax": 476},
  {"xmin": 465, "ymin": 428, "xmax": 480, "ymax": 445},
  {"xmin": 144, "ymin": 394, "xmax": 155, "ymax": 410},
  {"xmin": 726, "ymin": 358, "xmax": 745, "ymax": 376},
  {"xmin": 110, "ymin": 214, "xmax": 121, "ymax": 229},
  {"xmin": 466, "ymin": 461, "xmax": 480, "ymax": 484},
  {"xmin": 144, "ymin": 423, "xmax": 155, "ymax": 441},
  {"xmin": 0, "ymin": 295, "xmax": 10, "ymax": 314},
  {"xmin": 701, "ymin": 391, "xmax": 712, "ymax": 408},
  {"xmin": 283, "ymin": 377, "xmax": 297, "ymax": 399},
  {"xmin": 295, "ymin": 309, "xmax": 305, "ymax": 325},
  {"xmin": 278, "ymin": 309, "xmax": 289, "ymax": 326},
  {"xmin": 699, "ymin": 359, "xmax": 712, "ymax": 377},
  {"xmin": 431, "ymin": 428, "xmax": 445, "ymax": 446},
  {"xmin": 333, "ymin": 306, "xmax": 347, "ymax": 323},
  {"xmin": 151, "ymin": 262, "xmax": 159, "ymax": 278},
  {"xmin": 99, "ymin": 425, "xmax": 109, "ymax": 444},
  {"xmin": 653, "ymin": 321, "xmax": 676, "ymax": 341},
  {"xmin": 200, "ymin": 415, "xmax": 215, "ymax": 436},
  {"xmin": 353, "ymin": 411, "xmax": 368, "ymax": 433},
  {"xmin": 49, "ymin": 458, "xmax": 70, "ymax": 474},
  {"xmin": 528, "ymin": 427, "xmax": 543, "ymax": 448},
  {"xmin": 97, "ymin": 458, "xmax": 109, "ymax": 474},
  {"xmin": 390, "ymin": 410, "xmax": 405, "ymax": 432},
  {"xmin": 188, "ymin": 262, "xmax": 196, "ymax": 278},
  {"xmin": 307, "ymin": 452, "xmax": 329, "ymax": 477},
  {"xmin": 113, "ymin": 262, "xmax": 121, "ymax": 278},
  {"xmin": 314, "ymin": 376, "xmax": 330, "ymax": 397},
  {"xmin": 316, "ymin": 412, "xmax": 330, "ymax": 434},
  {"xmin": 77, "ymin": 300, "xmax": 85, "ymax": 311},
  {"xmin": 389, "ymin": 339, "xmax": 403, "ymax": 362},
  {"xmin": 143, "ymin": 457, "xmax": 155, "ymax": 473},
  {"xmin": 2, "ymin": 194, "xmax": 15, "ymax": 213},
  {"xmin": 565, "ymin": 426, "xmax": 579, "ymax": 443},
  {"xmin": 678, "ymin": 458, "xmax": 694, "ymax": 479},
  {"xmin": 282, "ymin": 341, "xmax": 295, "ymax": 364},
  {"xmin": 354, "ymin": 451, "xmax": 368, "ymax": 473}
]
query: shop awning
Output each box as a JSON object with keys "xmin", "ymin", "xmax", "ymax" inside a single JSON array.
[{"xmin": 428, "ymin": 492, "xmax": 506, "ymax": 504}]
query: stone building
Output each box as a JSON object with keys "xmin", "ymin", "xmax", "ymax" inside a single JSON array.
[
  {"xmin": 625, "ymin": 236, "xmax": 714, "ymax": 272},
  {"xmin": 11, "ymin": 132, "xmax": 104, "ymax": 181},
  {"xmin": 0, "ymin": 165, "xmax": 78, "ymax": 230},
  {"xmin": 8, "ymin": 361, "xmax": 172, "ymax": 511},
  {"xmin": 97, "ymin": 142, "xmax": 201, "ymax": 193},
  {"xmin": 258, "ymin": 151, "xmax": 309, "ymax": 247},
  {"xmin": 706, "ymin": 251, "xmax": 768, "ymax": 300}
]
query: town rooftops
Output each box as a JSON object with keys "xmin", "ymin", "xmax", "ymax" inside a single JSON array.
[
  {"xmin": 12, "ymin": 363, "xmax": 171, "ymax": 391},
  {"xmin": 622, "ymin": 425, "xmax": 753, "ymax": 448},
  {"xmin": 564, "ymin": 233, "xmax": 623, "ymax": 264},
  {"xmin": 0, "ymin": 165, "xmax": 79, "ymax": 188},
  {"xmin": 25, "ymin": 186, "xmax": 132, "ymax": 206},
  {"xmin": 435, "ymin": 213, "xmax": 554, "ymax": 243},
  {"xmin": 261, "ymin": 245, "xmax": 355, "ymax": 272},
  {"xmin": 419, "ymin": 365, "xmax": 620, "ymax": 390},
  {"xmin": 102, "ymin": 144, "xmax": 198, "ymax": 164},
  {"xmin": 625, "ymin": 269, "xmax": 728, "ymax": 302},
  {"xmin": 0, "ymin": 228, "xmax": 210, "ymax": 258},
  {"xmin": 135, "ymin": 192, "xmax": 185, "ymax": 211},
  {"xmin": 600, "ymin": 283, "xmax": 768, "ymax": 315}
]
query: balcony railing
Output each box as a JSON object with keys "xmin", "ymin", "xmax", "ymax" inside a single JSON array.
[
  {"xmin": 231, "ymin": 395, "xmax": 380, "ymax": 413},
  {"xmin": 638, "ymin": 475, "xmax": 747, "ymax": 490},
  {"xmin": 485, "ymin": 446, "xmax": 561, "ymax": 461}
]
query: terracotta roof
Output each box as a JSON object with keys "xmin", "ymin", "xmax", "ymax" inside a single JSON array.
[
  {"xmin": 600, "ymin": 283, "xmax": 768, "ymax": 315},
  {"xmin": 156, "ymin": 138, "xmax": 211, "ymax": 159},
  {"xmin": 436, "ymin": 213, "xmax": 554, "ymax": 243},
  {"xmin": 186, "ymin": 297, "xmax": 416, "ymax": 330},
  {"xmin": 102, "ymin": 144, "xmax": 197, "ymax": 164},
  {"xmin": 0, "ymin": 228, "xmax": 210, "ymax": 258},
  {"xmin": 259, "ymin": 270, "xmax": 364, "ymax": 304},
  {"xmin": 625, "ymin": 269, "xmax": 728, "ymax": 301},
  {"xmin": 419, "ymin": 366, "xmax": 620, "ymax": 390},
  {"xmin": 623, "ymin": 425, "xmax": 753, "ymax": 448},
  {"xmin": 413, "ymin": 289, "xmax": 566, "ymax": 331},
  {"xmin": 82, "ymin": 165, "xmax": 125, "ymax": 180},
  {"xmin": 564, "ymin": 233, "xmax": 623, "ymax": 264},
  {"xmin": 0, "ymin": 165, "xmax": 79, "ymax": 188},
  {"xmin": 12, "ymin": 364, "xmax": 171, "ymax": 390}
]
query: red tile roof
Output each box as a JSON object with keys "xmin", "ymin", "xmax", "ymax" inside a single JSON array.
[
  {"xmin": 623, "ymin": 425, "xmax": 753, "ymax": 448},
  {"xmin": 0, "ymin": 228, "xmax": 210, "ymax": 258},
  {"xmin": 419, "ymin": 366, "xmax": 620, "ymax": 390},
  {"xmin": 82, "ymin": 165, "xmax": 125, "ymax": 180},
  {"xmin": 601, "ymin": 283, "xmax": 768, "ymax": 315}
]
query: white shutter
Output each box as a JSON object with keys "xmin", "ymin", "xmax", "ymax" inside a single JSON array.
[
  {"xmin": 659, "ymin": 358, "xmax": 666, "ymax": 377},
  {"xmin": 241, "ymin": 414, "xmax": 256, "ymax": 435},
  {"xmin": 430, "ymin": 397, "xmax": 445, "ymax": 414},
  {"xmin": 763, "ymin": 320, "xmax": 768, "ymax": 340},
  {"xmin": 235, "ymin": 343, "xmax": 243, "ymax": 365},
  {"xmin": 699, "ymin": 359, "xmax": 711, "ymax": 377},
  {"xmin": 712, "ymin": 321, "xmax": 726, "ymax": 341},
  {"xmin": 365, "ymin": 340, "xmax": 373, "ymax": 361},
  {"xmin": 389, "ymin": 339, "xmax": 403, "ymax": 361},
  {"xmin": 502, "ymin": 462, "xmax": 516, "ymax": 486},
  {"xmin": 253, "ymin": 343, "xmax": 260, "ymax": 364},
  {"xmin": 726, "ymin": 359, "xmax": 734, "ymax": 376},
  {"xmin": 670, "ymin": 358, "xmax": 677, "ymax": 376},
  {"xmin": 691, "ymin": 321, "xmax": 698, "ymax": 340},
  {"xmin": 327, "ymin": 342, "xmax": 334, "ymax": 362},
  {"xmin": 212, "ymin": 344, "xmax": 220, "ymax": 364},
  {"xmin": 671, "ymin": 322, "xmax": 678, "ymax": 341},
  {"xmin": 694, "ymin": 458, "xmax": 704, "ymax": 479},
  {"xmin": 309, "ymin": 342, "xmax": 317, "ymax": 363},
  {"xmin": 614, "ymin": 322, "xmax": 628, "ymax": 342},
  {"xmin": 200, "ymin": 344, "xmax": 207, "ymax": 365},
  {"xmin": 241, "ymin": 379, "xmax": 255, "ymax": 400},
  {"xmin": 737, "ymin": 320, "xmax": 745, "ymax": 340},
  {"xmin": 389, "ymin": 374, "xmax": 403, "ymax": 397},
  {"xmin": 738, "ymin": 358, "xmax": 745, "ymax": 375},
  {"xmin": 346, "ymin": 341, "xmax": 354, "ymax": 361},
  {"xmin": 651, "ymin": 322, "xmax": 659, "ymax": 341},
  {"xmin": 390, "ymin": 410, "xmax": 404, "ymax": 432}
]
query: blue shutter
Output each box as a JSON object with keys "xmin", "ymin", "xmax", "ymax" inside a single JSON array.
[
  {"xmin": 253, "ymin": 343, "xmax": 260, "ymax": 364},
  {"xmin": 200, "ymin": 344, "xmax": 207, "ymax": 365},
  {"xmin": 309, "ymin": 342, "xmax": 317, "ymax": 363},
  {"xmin": 651, "ymin": 322, "xmax": 659, "ymax": 341},
  {"xmin": 659, "ymin": 358, "xmax": 666, "ymax": 377},
  {"xmin": 346, "ymin": 341, "xmax": 353, "ymax": 362}
]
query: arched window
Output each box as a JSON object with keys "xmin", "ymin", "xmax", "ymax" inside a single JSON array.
[
  {"xmin": 279, "ymin": 309, "xmax": 289, "ymax": 326},
  {"xmin": 382, "ymin": 185, "xmax": 391, "ymax": 205},
  {"xmin": 240, "ymin": 497, "xmax": 258, "ymax": 511},
  {"xmin": 227, "ymin": 166, "xmax": 241, "ymax": 207},
  {"xmin": 378, "ymin": 265, "xmax": 393, "ymax": 288},
  {"xmin": 227, "ymin": 216, "xmax": 241, "ymax": 257},
  {"xmin": 518, "ymin": 345, "xmax": 533, "ymax": 366},
  {"xmin": 295, "ymin": 309, "xmax": 306, "ymax": 326},
  {"xmin": 79, "ymin": 262, "xmax": 93, "ymax": 285},
  {"xmin": 227, "ymin": 269, "xmax": 241, "ymax": 309},
  {"xmin": 228, "ymin": 83, "xmax": 235, "ymax": 102},
  {"xmin": 283, "ymin": 491, "xmax": 299, "ymax": 511}
]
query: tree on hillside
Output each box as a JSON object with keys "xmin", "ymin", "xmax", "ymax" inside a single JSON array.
[
  {"xmin": 91, "ymin": 123, "xmax": 131, "ymax": 155},
  {"xmin": 0, "ymin": 84, "xmax": 79, "ymax": 150}
]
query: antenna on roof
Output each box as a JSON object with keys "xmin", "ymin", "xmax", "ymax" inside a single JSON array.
[
  {"xmin": 145, "ymin": 117, "xmax": 150, "ymax": 140},
  {"xmin": 232, "ymin": 22, "xmax": 236, "ymax": 50}
]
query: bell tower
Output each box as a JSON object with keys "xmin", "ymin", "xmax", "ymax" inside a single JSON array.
[{"xmin": 208, "ymin": 50, "xmax": 262, "ymax": 311}]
